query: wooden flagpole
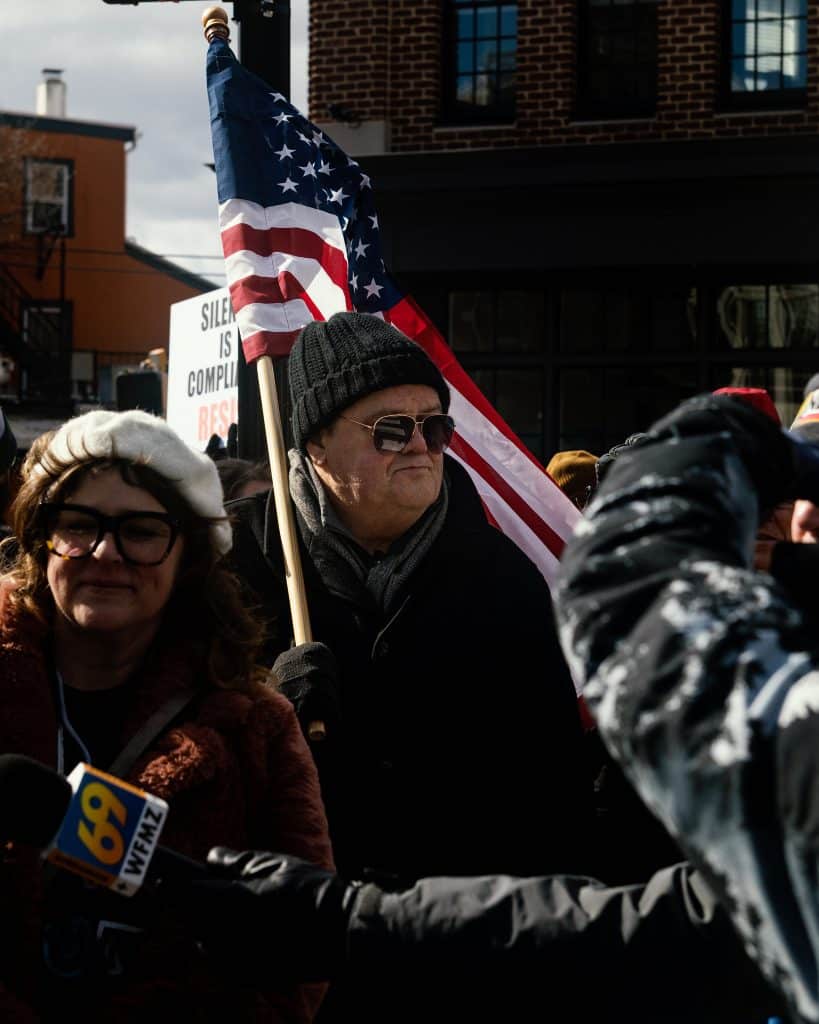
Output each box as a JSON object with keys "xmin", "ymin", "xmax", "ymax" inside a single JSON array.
[{"xmin": 203, "ymin": 7, "xmax": 325, "ymax": 741}]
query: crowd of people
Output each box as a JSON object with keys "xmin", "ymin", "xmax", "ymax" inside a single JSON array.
[{"xmin": 2, "ymin": 312, "xmax": 819, "ymax": 1021}]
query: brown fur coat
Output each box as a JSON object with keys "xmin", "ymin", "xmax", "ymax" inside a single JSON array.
[{"xmin": 0, "ymin": 583, "xmax": 333, "ymax": 1023}]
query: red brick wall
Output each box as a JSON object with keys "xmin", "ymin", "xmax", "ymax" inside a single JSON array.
[{"xmin": 309, "ymin": 0, "xmax": 819, "ymax": 150}]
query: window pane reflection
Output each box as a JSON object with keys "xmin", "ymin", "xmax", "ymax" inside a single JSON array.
[
  {"xmin": 729, "ymin": 0, "xmax": 807, "ymax": 94},
  {"xmin": 716, "ymin": 285, "xmax": 819, "ymax": 349}
]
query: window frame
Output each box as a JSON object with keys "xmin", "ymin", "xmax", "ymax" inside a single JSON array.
[
  {"xmin": 440, "ymin": 0, "xmax": 517, "ymax": 126},
  {"xmin": 719, "ymin": 0, "xmax": 808, "ymax": 112},
  {"xmin": 575, "ymin": 0, "xmax": 660, "ymax": 121},
  {"xmin": 23, "ymin": 157, "xmax": 74, "ymax": 237}
]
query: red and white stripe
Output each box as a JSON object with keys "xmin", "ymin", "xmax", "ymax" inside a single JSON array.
[
  {"xmin": 220, "ymin": 198, "xmax": 351, "ymax": 361},
  {"xmin": 221, "ymin": 200, "xmax": 580, "ymax": 588}
]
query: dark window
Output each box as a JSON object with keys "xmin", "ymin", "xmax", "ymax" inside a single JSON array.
[
  {"xmin": 714, "ymin": 283, "xmax": 819, "ymax": 349},
  {"xmin": 450, "ymin": 290, "xmax": 544, "ymax": 352},
  {"xmin": 559, "ymin": 365, "xmax": 697, "ymax": 454},
  {"xmin": 576, "ymin": 0, "xmax": 659, "ymax": 119},
  {"xmin": 560, "ymin": 286, "xmax": 697, "ymax": 353},
  {"xmin": 443, "ymin": 1, "xmax": 517, "ymax": 124},
  {"xmin": 20, "ymin": 301, "xmax": 72, "ymax": 402},
  {"xmin": 24, "ymin": 158, "xmax": 73, "ymax": 235},
  {"xmin": 722, "ymin": 0, "xmax": 807, "ymax": 110}
]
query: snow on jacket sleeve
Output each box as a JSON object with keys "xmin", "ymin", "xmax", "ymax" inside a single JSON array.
[{"xmin": 554, "ymin": 394, "xmax": 819, "ymax": 1023}]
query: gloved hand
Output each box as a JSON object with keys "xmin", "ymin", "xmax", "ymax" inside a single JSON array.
[
  {"xmin": 184, "ymin": 847, "xmax": 357, "ymax": 982},
  {"xmin": 273, "ymin": 641, "xmax": 342, "ymax": 741},
  {"xmin": 648, "ymin": 393, "xmax": 797, "ymax": 515}
]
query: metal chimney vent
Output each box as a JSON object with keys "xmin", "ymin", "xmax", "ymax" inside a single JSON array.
[{"xmin": 36, "ymin": 68, "xmax": 66, "ymax": 119}]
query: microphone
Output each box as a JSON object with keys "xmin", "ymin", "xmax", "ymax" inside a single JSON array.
[
  {"xmin": 0, "ymin": 754, "xmax": 203, "ymax": 896},
  {"xmin": 0, "ymin": 754, "xmax": 72, "ymax": 847}
]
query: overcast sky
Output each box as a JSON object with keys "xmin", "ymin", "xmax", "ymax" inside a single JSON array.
[{"xmin": 0, "ymin": 1, "xmax": 309, "ymax": 289}]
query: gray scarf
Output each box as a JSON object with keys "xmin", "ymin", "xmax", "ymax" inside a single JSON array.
[{"xmin": 288, "ymin": 448, "xmax": 448, "ymax": 616}]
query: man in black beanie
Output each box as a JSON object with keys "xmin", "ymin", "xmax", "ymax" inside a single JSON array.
[{"xmin": 228, "ymin": 311, "xmax": 595, "ymax": 1016}]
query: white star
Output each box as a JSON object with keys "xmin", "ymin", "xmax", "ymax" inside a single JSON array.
[
  {"xmin": 278, "ymin": 177, "xmax": 298, "ymax": 193},
  {"xmin": 350, "ymin": 273, "xmax": 359, "ymax": 291},
  {"xmin": 369, "ymin": 214, "xmax": 379, "ymax": 229},
  {"xmin": 364, "ymin": 278, "xmax": 383, "ymax": 299},
  {"xmin": 354, "ymin": 239, "xmax": 369, "ymax": 259},
  {"xmin": 275, "ymin": 143, "xmax": 295, "ymax": 160},
  {"xmin": 341, "ymin": 217, "xmax": 349, "ymax": 230},
  {"xmin": 318, "ymin": 160, "xmax": 332, "ymax": 175},
  {"xmin": 270, "ymin": 92, "xmax": 286, "ymax": 103},
  {"xmin": 312, "ymin": 130, "xmax": 325, "ymax": 145},
  {"xmin": 297, "ymin": 131, "xmax": 311, "ymax": 145},
  {"xmin": 328, "ymin": 187, "xmax": 347, "ymax": 205},
  {"xmin": 299, "ymin": 162, "xmax": 317, "ymax": 178},
  {"xmin": 274, "ymin": 112, "xmax": 291, "ymax": 126},
  {"xmin": 360, "ymin": 174, "xmax": 371, "ymax": 189},
  {"xmin": 347, "ymin": 156, "xmax": 359, "ymax": 168}
]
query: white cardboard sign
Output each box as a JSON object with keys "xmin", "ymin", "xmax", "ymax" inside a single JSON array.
[{"xmin": 167, "ymin": 287, "xmax": 238, "ymax": 451}]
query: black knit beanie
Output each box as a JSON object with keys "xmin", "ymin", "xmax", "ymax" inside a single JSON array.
[{"xmin": 288, "ymin": 312, "xmax": 450, "ymax": 448}]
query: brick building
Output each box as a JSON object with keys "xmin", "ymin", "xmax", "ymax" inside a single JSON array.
[
  {"xmin": 0, "ymin": 70, "xmax": 211, "ymax": 427},
  {"xmin": 310, "ymin": 0, "xmax": 819, "ymax": 458}
]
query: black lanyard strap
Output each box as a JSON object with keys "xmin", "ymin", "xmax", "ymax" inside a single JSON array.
[{"xmin": 108, "ymin": 687, "xmax": 197, "ymax": 780}]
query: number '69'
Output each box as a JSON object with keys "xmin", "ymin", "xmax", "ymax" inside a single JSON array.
[{"xmin": 77, "ymin": 782, "xmax": 127, "ymax": 865}]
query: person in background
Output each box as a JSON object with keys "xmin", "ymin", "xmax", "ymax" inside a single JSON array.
[
  {"xmin": 545, "ymin": 448, "xmax": 598, "ymax": 511},
  {"xmin": 0, "ymin": 409, "xmax": 332, "ymax": 1023},
  {"xmin": 217, "ymin": 457, "xmax": 273, "ymax": 501},
  {"xmin": 803, "ymin": 371, "xmax": 819, "ymax": 400},
  {"xmin": 757, "ymin": 389, "xmax": 819, "ymax": 621},
  {"xmin": 711, "ymin": 387, "xmax": 793, "ymax": 572}
]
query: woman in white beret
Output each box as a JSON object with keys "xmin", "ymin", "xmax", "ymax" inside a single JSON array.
[{"xmin": 0, "ymin": 409, "xmax": 332, "ymax": 1023}]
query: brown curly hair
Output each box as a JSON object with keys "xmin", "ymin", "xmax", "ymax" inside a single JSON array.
[{"xmin": 4, "ymin": 439, "xmax": 267, "ymax": 694}]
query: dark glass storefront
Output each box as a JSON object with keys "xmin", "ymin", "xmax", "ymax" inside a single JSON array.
[{"xmin": 410, "ymin": 271, "xmax": 819, "ymax": 462}]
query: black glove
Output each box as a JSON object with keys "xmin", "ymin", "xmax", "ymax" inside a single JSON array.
[
  {"xmin": 273, "ymin": 642, "xmax": 342, "ymax": 741},
  {"xmin": 182, "ymin": 847, "xmax": 357, "ymax": 982}
]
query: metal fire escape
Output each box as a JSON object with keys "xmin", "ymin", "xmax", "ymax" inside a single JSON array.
[{"xmin": 0, "ymin": 254, "xmax": 71, "ymax": 410}]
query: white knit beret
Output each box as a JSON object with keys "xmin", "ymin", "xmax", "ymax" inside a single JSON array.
[{"xmin": 35, "ymin": 409, "xmax": 231, "ymax": 554}]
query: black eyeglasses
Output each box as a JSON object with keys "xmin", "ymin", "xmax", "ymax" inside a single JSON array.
[
  {"xmin": 40, "ymin": 503, "xmax": 181, "ymax": 567},
  {"xmin": 340, "ymin": 412, "xmax": 455, "ymax": 454}
]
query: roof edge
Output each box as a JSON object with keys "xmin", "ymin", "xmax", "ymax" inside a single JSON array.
[{"xmin": 125, "ymin": 240, "xmax": 216, "ymax": 293}]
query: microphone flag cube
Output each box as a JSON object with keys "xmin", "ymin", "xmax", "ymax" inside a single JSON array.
[{"xmin": 45, "ymin": 763, "xmax": 169, "ymax": 896}]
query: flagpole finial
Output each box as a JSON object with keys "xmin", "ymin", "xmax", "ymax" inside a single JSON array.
[{"xmin": 203, "ymin": 6, "xmax": 230, "ymax": 42}]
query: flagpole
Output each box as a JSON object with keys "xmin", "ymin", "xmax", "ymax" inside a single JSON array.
[
  {"xmin": 255, "ymin": 354, "xmax": 313, "ymax": 648},
  {"xmin": 203, "ymin": 6, "xmax": 325, "ymax": 742}
]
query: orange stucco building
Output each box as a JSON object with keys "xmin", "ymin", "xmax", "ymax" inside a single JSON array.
[{"xmin": 0, "ymin": 90, "xmax": 211, "ymax": 411}]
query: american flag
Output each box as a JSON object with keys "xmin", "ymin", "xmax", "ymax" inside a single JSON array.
[{"xmin": 207, "ymin": 35, "xmax": 580, "ymax": 587}]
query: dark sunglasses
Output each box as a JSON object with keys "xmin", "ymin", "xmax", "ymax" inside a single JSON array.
[
  {"xmin": 40, "ymin": 503, "xmax": 181, "ymax": 567},
  {"xmin": 340, "ymin": 412, "xmax": 455, "ymax": 454}
]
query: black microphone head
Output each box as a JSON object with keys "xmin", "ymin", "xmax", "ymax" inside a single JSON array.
[{"xmin": 0, "ymin": 754, "xmax": 72, "ymax": 847}]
